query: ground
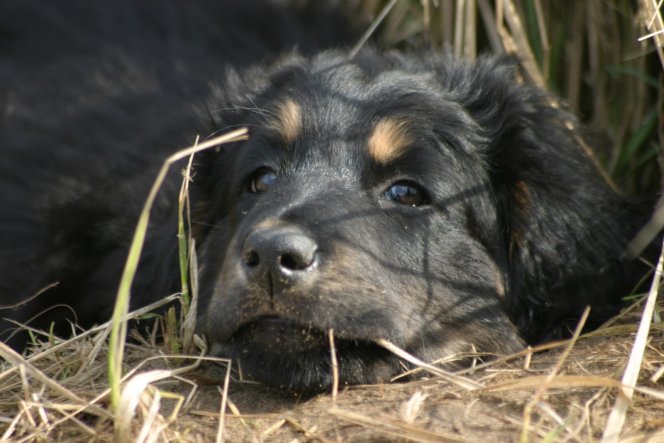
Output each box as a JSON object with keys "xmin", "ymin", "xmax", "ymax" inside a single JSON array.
[{"xmin": 1, "ymin": 296, "xmax": 663, "ymax": 442}]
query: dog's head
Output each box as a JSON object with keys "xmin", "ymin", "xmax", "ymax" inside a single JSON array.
[{"xmin": 191, "ymin": 49, "xmax": 635, "ymax": 392}]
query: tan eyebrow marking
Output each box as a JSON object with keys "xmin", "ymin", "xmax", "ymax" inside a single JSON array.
[
  {"xmin": 268, "ymin": 99, "xmax": 302, "ymax": 144},
  {"xmin": 367, "ymin": 118, "xmax": 413, "ymax": 165}
]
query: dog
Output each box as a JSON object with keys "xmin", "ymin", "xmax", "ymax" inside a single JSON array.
[{"xmin": 0, "ymin": 1, "xmax": 650, "ymax": 392}]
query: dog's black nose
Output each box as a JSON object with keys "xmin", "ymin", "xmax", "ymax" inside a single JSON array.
[{"xmin": 242, "ymin": 224, "xmax": 318, "ymax": 279}]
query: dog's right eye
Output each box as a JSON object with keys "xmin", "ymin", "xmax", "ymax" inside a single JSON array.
[
  {"xmin": 248, "ymin": 168, "xmax": 278, "ymax": 193},
  {"xmin": 384, "ymin": 181, "xmax": 430, "ymax": 207}
]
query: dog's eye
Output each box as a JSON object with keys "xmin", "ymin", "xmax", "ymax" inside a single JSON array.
[
  {"xmin": 385, "ymin": 181, "xmax": 429, "ymax": 206},
  {"xmin": 249, "ymin": 168, "xmax": 278, "ymax": 193}
]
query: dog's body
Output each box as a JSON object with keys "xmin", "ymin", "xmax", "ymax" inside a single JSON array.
[{"xmin": 0, "ymin": 1, "xmax": 650, "ymax": 392}]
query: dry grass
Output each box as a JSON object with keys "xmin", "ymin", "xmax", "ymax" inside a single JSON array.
[
  {"xmin": 1, "ymin": 296, "xmax": 663, "ymax": 442},
  {"xmin": 1, "ymin": 1, "xmax": 663, "ymax": 442}
]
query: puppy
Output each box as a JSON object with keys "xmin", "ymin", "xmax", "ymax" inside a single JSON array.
[{"xmin": 0, "ymin": 1, "xmax": 649, "ymax": 392}]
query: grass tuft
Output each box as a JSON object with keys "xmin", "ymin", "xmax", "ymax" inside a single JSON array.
[{"xmin": 107, "ymin": 128, "xmax": 247, "ymax": 440}]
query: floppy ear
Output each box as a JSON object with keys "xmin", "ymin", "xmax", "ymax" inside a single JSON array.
[{"xmin": 457, "ymin": 56, "xmax": 647, "ymax": 342}]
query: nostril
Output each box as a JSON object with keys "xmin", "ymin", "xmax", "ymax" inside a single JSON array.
[
  {"xmin": 244, "ymin": 249, "xmax": 260, "ymax": 267},
  {"xmin": 279, "ymin": 253, "xmax": 297, "ymax": 271},
  {"xmin": 279, "ymin": 251, "xmax": 315, "ymax": 271}
]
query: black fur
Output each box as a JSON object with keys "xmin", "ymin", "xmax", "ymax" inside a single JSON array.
[{"xmin": 0, "ymin": 1, "xmax": 649, "ymax": 392}]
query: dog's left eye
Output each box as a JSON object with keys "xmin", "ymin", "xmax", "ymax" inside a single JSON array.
[
  {"xmin": 249, "ymin": 168, "xmax": 278, "ymax": 193},
  {"xmin": 385, "ymin": 181, "xmax": 430, "ymax": 206}
]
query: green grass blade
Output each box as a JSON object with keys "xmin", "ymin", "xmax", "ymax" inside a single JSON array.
[{"xmin": 107, "ymin": 128, "xmax": 248, "ymax": 441}]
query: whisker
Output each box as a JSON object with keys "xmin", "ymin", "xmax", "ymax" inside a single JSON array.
[{"xmin": 209, "ymin": 105, "xmax": 276, "ymax": 120}]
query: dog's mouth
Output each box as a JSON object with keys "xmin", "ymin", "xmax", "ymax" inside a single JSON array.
[
  {"xmin": 230, "ymin": 316, "xmax": 331, "ymax": 352},
  {"xmin": 210, "ymin": 315, "xmax": 399, "ymax": 391},
  {"xmin": 219, "ymin": 315, "xmax": 379, "ymax": 354}
]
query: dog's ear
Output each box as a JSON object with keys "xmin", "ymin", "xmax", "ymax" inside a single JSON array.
[{"xmin": 455, "ymin": 56, "xmax": 646, "ymax": 341}]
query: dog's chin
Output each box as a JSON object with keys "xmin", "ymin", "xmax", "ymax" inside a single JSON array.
[{"xmin": 210, "ymin": 316, "xmax": 400, "ymax": 393}]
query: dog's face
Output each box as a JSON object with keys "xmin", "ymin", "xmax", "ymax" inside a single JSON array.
[
  {"xmin": 193, "ymin": 51, "xmax": 526, "ymax": 391},
  {"xmin": 192, "ymin": 50, "xmax": 624, "ymax": 392}
]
